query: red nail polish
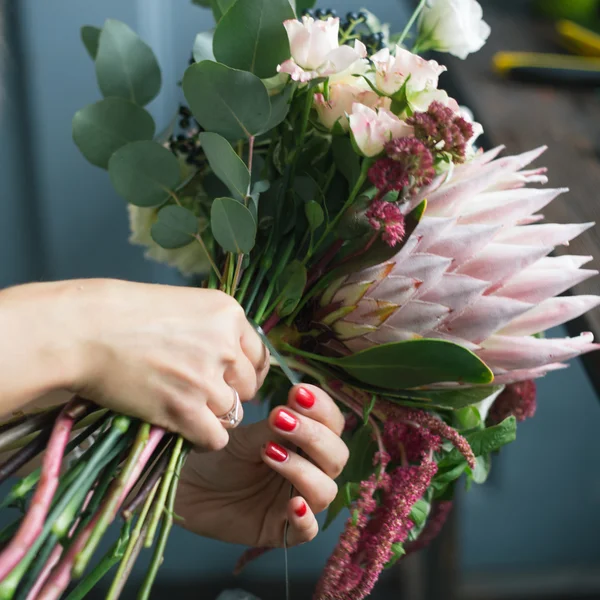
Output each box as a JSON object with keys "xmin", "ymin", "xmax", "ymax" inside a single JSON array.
[
  {"xmin": 275, "ymin": 409, "xmax": 297, "ymax": 432},
  {"xmin": 295, "ymin": 501, "xmax": 307, "ymax": 518},
  {"xmin": 265, "ymin": 441, "xmax": 288, "ymax": 462},
  {"xmin": 295, "ymin": 386, "xmax": 315, "ymax": 409}
]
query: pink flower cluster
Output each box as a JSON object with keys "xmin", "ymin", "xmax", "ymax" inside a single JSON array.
[
  {"xmin": 488, "ymin": 380, "xmax": 537, "ymax": 425},
  {"xmin": 365, "ymin": 199, "xmax": 406, "ymax": 247},
  {"xmin": 407, "ymin": 100, "xmax": 474, "ymax": 162}
]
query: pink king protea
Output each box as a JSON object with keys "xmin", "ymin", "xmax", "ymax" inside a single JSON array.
[{"xmin": 318, "ymin": 146, "xmax": 600, "ymax": 386}]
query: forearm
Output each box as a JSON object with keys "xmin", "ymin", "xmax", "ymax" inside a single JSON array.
[{"xmin": 0, "ymin": 281, "xmax": 85, "ymax": 420}]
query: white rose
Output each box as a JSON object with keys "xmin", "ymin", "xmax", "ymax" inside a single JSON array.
[
  {"xmin": 348, "ymin": 103, "xmax": 413, "ymax": 157},
  {"xmin": 420, "ymin": 0, "xmax": 491, "ymax": 60},
  {"xmin": 128, "ymin": 205, "xmax": 209, "ymax": 276},
  {"xmin": 277, "ymin": 16, "xmax": 367, "ymax": 82}
]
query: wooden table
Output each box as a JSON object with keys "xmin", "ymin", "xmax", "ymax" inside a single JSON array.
[{"xmin": 442, "ymin": 8, "xmax": 600, "ymax": 391}]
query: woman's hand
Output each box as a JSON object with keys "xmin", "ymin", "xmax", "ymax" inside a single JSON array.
[
  {"xmin": 175, "ymin": 384, "xmax": 349, "ymax": 547},
  {"xmin": 0, "ymin": 279, "xmax": 269, "ymax": 449}
]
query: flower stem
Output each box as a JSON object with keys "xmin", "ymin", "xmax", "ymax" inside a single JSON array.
[
  {"xmin": 107, "ymin": 479, "xmax": 161, "ymax": 600},
  {"xmin": 0, "ymin": 407, "xmax": 62, "ymax": 454},
  {"xmin": 144, "ymin": 436, "xmax": 184, "ymax": 548},
  {"xmin": 138, "ymin": 446, "xmax": 187, "ymax": 600},
  {"xmin": 397, "ymin": 0, "xmax": 427, "ymax": 46}
]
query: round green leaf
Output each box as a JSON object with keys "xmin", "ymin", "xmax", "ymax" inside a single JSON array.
[
  {"xmin": 72, "ymin": 98, "xmax": 155, "ymax": 169},
  {"xmin": 199, "ymin": 132, "xmax": 249, "ymax": 201},
  {"xmin": 211, "ymin": 197, "xmax": 256, "ymax": 253},
  {"xmin": 151, "ymin": 205, "xmax": 199, "ymax": 249},
  {"xmin": 182, "ymin": 61, "xmax": 271, "ymax": 140},
  {"xmin": 318, "ymin": 339, "xmax": 494, "ymax": 389},
  {"xmin": 81, "ymin": 25, "xmax": 101, "ymax": 60},
  {"xmin": 108, "ymin": 141, "xmax": 180, "ymax": 207},
  {"xmin": 95, "ymin": 19, "xmax": 161, "ymax": 106},
  {"xmin": 213, "ymin": 0, "xmax": 295, "ymax": 79},
  {"xmin": 305, "ymin": 201, "xmax": 324, "ymax": 232}
]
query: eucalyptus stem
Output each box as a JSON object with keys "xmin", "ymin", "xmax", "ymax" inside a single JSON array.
[
  {"xmin": 194, "ymin": 233, "xmax": 222, "ymax": 282},
  {"xmin": 397, "ymin": 0, "xmax": 427, "ymax": 46},
  {"xmin": 107, "ymin": 480, "xmax": 161, "ymax": 600},
  {"xmin": 72, "ymin": 423, "xmax": 152, "ymax": 577},
  {"xmin": 235, "ymin": 251, "xmax": 260, "ymax": 305},
  {"xmin": 232, "ymin": 254, "xmax": 244, "ymax": 296},
  {"xmin": 243, "ymin": 235, "xmax": 275, "ymax": 315},
  {"xmin": 138, "ymin": 447, "xmax": 187, "ymax": 600},
  {"xmin": 254, "ymin": 236, "xmax": 296, "ymax": 324},
  {"xmin": 144, "ymin": 436, "xmax": 183, "ymax": 548}
]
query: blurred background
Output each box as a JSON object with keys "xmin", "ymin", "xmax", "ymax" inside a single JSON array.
[{"xmin": 1, "ymin": 0, "xmax": 600, "ymax": 598}]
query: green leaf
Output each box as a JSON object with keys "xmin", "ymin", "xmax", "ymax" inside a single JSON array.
[
  {"xmin": 323, "ymin": 482, "xmax": 359, "ymax": 530},
  {"xmin": 409, "ymin": 499, "xmax": 430, "ymax": 528},
  {"xmin": 72, "ymin": 98, "xmax": 155, "ymax": 169},
  {"xmin": 150, "ymin": 205, "xmax": 199, "ymax": 249},
  {"xmin": 81, "ymin": 25, "xmax": 101, "ymax": 60},
  {"xmin": 305, "ymin": 201, "xmax": 324, "ymax": 232},
  {"xmin": 385, "ymin": 543, "xmax": 406, "ymax": 569},
  {"xmin": 455, "ymin": 406, "xmax": 483, "ymax": 430},
  {"xmin": 276, "ymin": 260, "xmax": 307, "ymax": 317},
  {"xmin": 182, "ymin": 61, "xmax": 271, "ymax": 140},
  {"xmin": 463, "ymin": 416, "xmax": 517, "ymax": 458},
  {"xmin": 95, "ymin": 19, "xmax": 161, "ymax": 107},
  {"xmin": 315, "ymin": 339, "xmax": 494, "ymax": 390},
  {"xmin": 332, "ymin": 136, "xmax": 361, "ymax": 187},
  {"xmin": 363, "ymin": 395, "xmax": 376, "ymax": 425},
  {"xmin": 192, "ymin": 31, "xmax": 215, "ymax": 62},
  {"xmin": 295, "ymin": 0, "xmax": 316, "ymax": 10},
  {"xmin": 199, "ymin": 132, "xmax": 250, "ymax": 201},
  {"xmin": 217, "ymin": 0, "xmax": 237, "ymax": 12},
  {"xmin": 213, "ymin": 0, "xmax": 295, "ymax": 78},
  {"xmin": 391, "ymin": 386, "xmax": 504, "ymax": 410},
  {"xmin": 108, "ymin": 141, "xmax": 180, "ymax": 207},
  {"xmin": 263, "ymin": 84, "xmax": 294, "ymax": 132},
  {"xmin": 211, "ymin": 197, "xmax": 257, "ymax": 253},
  {"xmin": 344, "ymin": 425, "xmax": 378, "ymax": 483},
  {"xmin": 471, "ymin": 454, "xmax": 491, "ymax": 484}
]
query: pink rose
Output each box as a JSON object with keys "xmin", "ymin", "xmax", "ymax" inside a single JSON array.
[
  {"xmin": 277, "ymin": 17, "xmax": 367, "ymax": 82},
  {"xmin": 348, "ymin": 103, "xmax": 413, "ymax": 157}
]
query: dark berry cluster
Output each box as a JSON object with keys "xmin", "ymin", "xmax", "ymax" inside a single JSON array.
[{"xmin": 168, "ymin": 105, "xmax": 203, "ymax": 167}]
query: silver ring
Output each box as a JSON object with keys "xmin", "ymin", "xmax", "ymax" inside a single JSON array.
[{"xmin": 217, "ymin": 387, "xmax": 243, "ymax": 428}]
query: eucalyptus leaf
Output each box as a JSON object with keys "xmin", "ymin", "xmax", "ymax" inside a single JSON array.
[
  {"xmin": 217, "ymin": 0, "xmax": 237, "ymax": 12},
  {"xmin": 108, "ymin": 141, "xmax": 180, "ymax": 207},
  {"xmin": 199, "ymin": 132, "xmax": 250, "ymax": 201},
  {"xmin": 182, "ymin": 61, "xmax": 271, "ymax": 140},
  {"xmin": 213, "ymin": 0, "xmax": 294, "ymax": 78},
  {"xmin": 305, "ymin": 201, "xmax": 324, "ymax": 232},
  {"xmin": 95, "ymin": 19, "xmax": 161, "ymax": 106},
  {"xmin": 264, "ymin": 84, "xmax": 294, "ymax": 132},
  {"xmin": 81, "ymin": 25, "xmax": 101, "ymax": 60},
  {"xmin": 211, "ymin": 197, "xmax": 257, "ymax": 253},
  {"xmin": 276, "ymin": 260, "xmax": 307, "ymax": 317},
  {"xmin": 193, "ymin": 31, "xmax": 215, "ymax": 62},
  {"xmin": 72, "ymin": 98, "xmax": 155, "ymax": 169},
  {"xmin": 315, "ymin": 339, "xmax": 494, "ymax": 390},
  {"xmin": 151, "ymin": 205, "xmax": 199, "ymax": 249},
  {"xmin": 295, "ymin": 0, "xmax": 316, "ymax": 10}
]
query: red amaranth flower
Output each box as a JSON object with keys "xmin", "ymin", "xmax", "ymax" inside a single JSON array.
[
  {"xmin": 405, "ymin": 501, "xmax": 453, "ymax": 556},
  {"xmin": 368, "ymin": 138, "xmax": 435, "ymax": 194},
  {"xmin": 383, "ymin": 420, "xmax": 441, "ymax": 464},
  {"xmin": 488, "ymin": 380, "xmax": 537, "ymax": 425},
  {"xmin": 365, "ymin": 199, "xmax": 406, "ymax": 247},
  {"xmin": 407, "ymin": 100, "xmax": 474, "ymax": 162}
]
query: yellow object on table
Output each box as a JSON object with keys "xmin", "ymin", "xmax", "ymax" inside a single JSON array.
[{"xmin": 557, "ymin": 19, "xmax": 600, "ymax": 57}]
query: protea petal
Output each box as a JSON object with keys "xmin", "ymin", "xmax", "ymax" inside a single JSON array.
[
  {"xmin": 499, "ymin": 296, "xmax": 600, "ymax": 336},
  {"xmin": 317, "ymin": 147, "xmax": 599, "ymax": 387}
]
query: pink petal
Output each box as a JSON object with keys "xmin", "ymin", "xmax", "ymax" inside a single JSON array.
[
  {"xmin": 420, "ymin": 273, "xmax": 488, "ymax": 319},
  {"xmin": 456, "ymin": 243, "xmax": 552, "ymax": 289},
  {"xmin": 277, "ymin": 59, "xmax": 314, "ymax": 82},
  {"xmin": 386, "ymin": 299, "xmax": 450, "ymax": 333},
  {"xmin": 491, "ymin": 362, "xmax": 568, "ymax": 384},
  {"xmin": 477, "ymin": 332, "xmax": 599, "ymax": 371},
  {"xmin": 440, "ymin": 295, "xmax": 533, "ymax": 343},
  {"xmin": 494, "ymin": 222, "xmax": 594, "ymax": 247},
  {"xmin": 363, "ymin": 275, "xmax": 418, "ymax": 306},
  {"xmin": 390, "ymin": 253, "xmax": 452, "ymax": 298},
  {"xmin": 499, "ymin": 295, "xmax": 600, "ymax": 336}
]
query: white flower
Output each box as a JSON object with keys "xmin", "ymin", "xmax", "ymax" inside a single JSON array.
[
  {"xmin": 411, "ymin": 87, "xmax": 460, "ymax": 113},
  {"xmin": 371, "ymin": 45, "xmax": 446, "ymax": 96},
  {"xmin": 348, "ymin": 103, "xmax": 413, "ymax": 157},
  {"xmin": 277, "ymin": 16, "xmax": 367, "ymax": 82},
  {"xmin": 128, "ymin": 205, "xmax": 209, "ymax": 276},
  {"xmin": 420, "ymin": 0, "xmax": 491, "ymax": 60},
  {"xmin": 314, "ymin": 80, "xmax": 391, "ymax": 131}
]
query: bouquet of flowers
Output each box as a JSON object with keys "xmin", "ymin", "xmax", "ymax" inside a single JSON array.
[{"xmin": 0, "ymin": 0, "xmax": 598, "ymax": 598}]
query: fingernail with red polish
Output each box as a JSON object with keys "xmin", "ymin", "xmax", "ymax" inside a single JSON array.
[
  {"xmin": 275, "ymin": 409, "xmax": 297, "ymax": 432},
  {"xmin": 265, "ymin": 441, "xmax": 288, "ymax": 462},
  {"xmin": 295, "ymin": 386, "xmax": 315, "ymax": 409},
  {"xmin": 295, "ymin": 501, "xmax": 307, "ymax": 518}
]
